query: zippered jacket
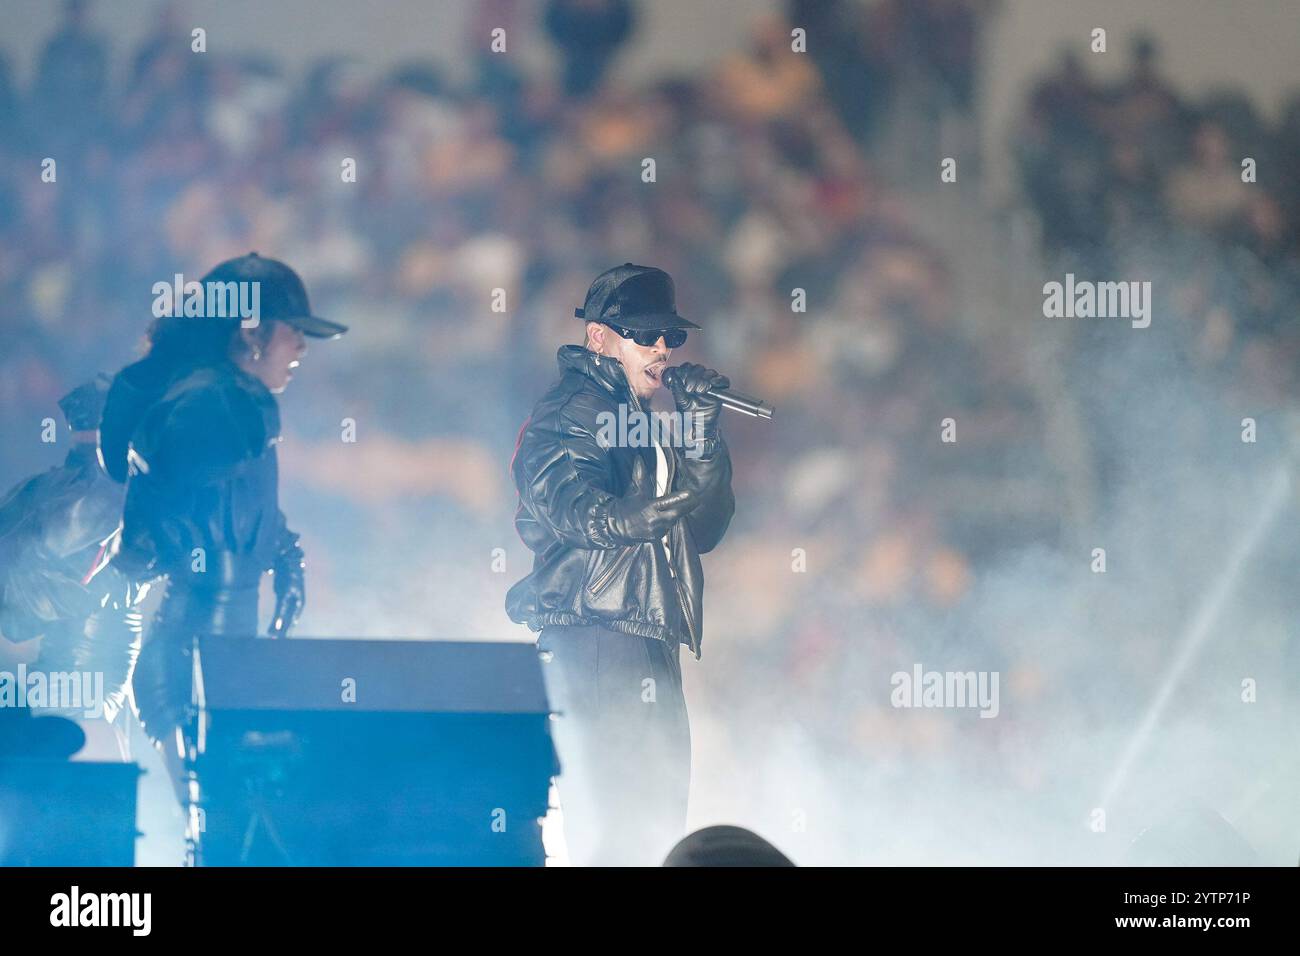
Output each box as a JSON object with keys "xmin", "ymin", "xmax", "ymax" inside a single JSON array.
[{"xmin": 506, "ymin": 346, "xmax": 734, "ymax": 658}]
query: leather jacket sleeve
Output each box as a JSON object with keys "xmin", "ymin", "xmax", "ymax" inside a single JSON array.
[
  {"xmin": 513, "ymin": 397, "xmax": 620, "ymax": 551},
  {"xmin": 673, "ymin": 434, "xmax": 735, "ymax": 555}
]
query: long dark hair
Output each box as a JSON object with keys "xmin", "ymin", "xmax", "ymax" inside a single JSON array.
[
  {"xmin": 143, "ymin": 314, "xmax": 248, "ymax": 368},
  {"xmin": 99, "ymin": 316, "xmax": 274, "ymax": 482}
]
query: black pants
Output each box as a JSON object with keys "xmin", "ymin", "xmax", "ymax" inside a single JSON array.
[
  {"xmin": 134, "ymin": 583, "xmax": 259, "ymax": 810},
  {"xmin": 538, "ymin": 624, "xmax": 692, "ymax": 866}
]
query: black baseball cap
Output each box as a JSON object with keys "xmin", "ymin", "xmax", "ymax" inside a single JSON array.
[
  {"xmin": 575, "ymin": 263, "xmax": 700, "ymax": 332},
  {"xmin": 200, "ymin": 252, "xmax": 348, "ymax": 339}
]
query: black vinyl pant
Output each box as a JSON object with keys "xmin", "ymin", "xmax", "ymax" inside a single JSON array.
[
  {"xmin": 538, "ymin": 624, "xmax": 691, "ymax": 866},
  {"xmin": 134, "ymin": 582, "xmax": 259, "ymax": 810}
]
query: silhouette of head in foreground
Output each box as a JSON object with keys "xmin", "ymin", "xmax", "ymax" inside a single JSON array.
[{"xmin": 663, "ymin": 825, "xmax": 795, "ymax": 867}]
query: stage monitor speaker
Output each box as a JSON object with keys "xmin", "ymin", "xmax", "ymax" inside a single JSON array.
[{"xmin": 192, "ymin": 637, "xmax": 557, "ymax": 867}]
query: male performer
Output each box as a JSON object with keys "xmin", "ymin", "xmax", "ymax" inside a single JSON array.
[{"xmin": 507, "ymin": 263, "xmax": 735, "ymax": 865}]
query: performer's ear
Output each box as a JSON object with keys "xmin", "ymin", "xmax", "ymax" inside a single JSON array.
[
  {"xmin": 585, "ymin": 321, "xmax": 606, "ymax": 352},
  {"xmin": 236, "ymin": 325, "xmax": 260, "ymax": 358},
  {"xmin": 235, "ymin": 321, "xmax": 274, "ymax": 360}
]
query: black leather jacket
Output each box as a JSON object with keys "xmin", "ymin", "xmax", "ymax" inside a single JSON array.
[
  {"xmin": 0, "ymin": 443, "xmax": 141, "ymax": 718},
  {"xmin": 102, "ymin": 358, "xmax": 297, "ymax": 630},
  {"xmin": 101, "ymin": 357, "xmax": 305, "ymax": 743},
  {"xmin": 506, "ymin": 346, "xmax": 734, "ymax": 658}
]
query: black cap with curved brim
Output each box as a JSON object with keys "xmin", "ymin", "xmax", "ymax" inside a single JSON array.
[
  {"xmin": 575, "ymin": 263, "xmax": 700, "ymax": 332},
  {"xmin": 199, "ymin": 252, "xmax": 348, "ymax": 339}
]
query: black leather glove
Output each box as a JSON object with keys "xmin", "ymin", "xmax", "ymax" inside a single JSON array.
[
  {"xmin": 601, "ymin": 490, "xmax": 698, "ymax": 544},
  {"xmin": 667, "ymin": 363, "xmax": 730, "ymax": 444},
  {"xmin": 269, "ymin": 530, "xmax": 305, "ymax": 638}
]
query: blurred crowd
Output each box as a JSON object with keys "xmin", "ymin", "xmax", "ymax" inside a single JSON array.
[
  {"xmin": 0, "ymin": 0, "xmax": 1295, "ymax": 861},
  {"xmin": 1016, "ymin": 35, "xmax": 1300, "ymax": 402}
]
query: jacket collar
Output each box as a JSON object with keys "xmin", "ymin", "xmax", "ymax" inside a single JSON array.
[
  {"xmin": 225, "ymin": 361, "xmax": 283, "ymax": 443},
  {"xmin": 557, "ymin": 345, "xmax": 632, "ymax": 401}
]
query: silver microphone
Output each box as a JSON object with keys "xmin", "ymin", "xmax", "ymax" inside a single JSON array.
[{"xmin": 663, "ymin": 368, "xmax": 774, "ymax": 421}]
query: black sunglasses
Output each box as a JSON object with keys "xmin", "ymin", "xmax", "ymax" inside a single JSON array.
[{"xmin": 603, "ymin": 322, "xmax": 688, "ymax": 349}]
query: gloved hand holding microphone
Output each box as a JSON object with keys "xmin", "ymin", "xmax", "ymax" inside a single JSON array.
[{"xmin": 665, "ymin": 362, "xmax": 730, "ymax": 449}]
